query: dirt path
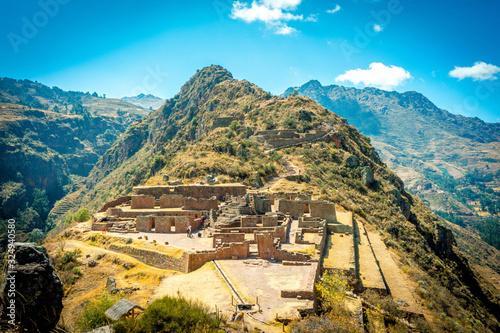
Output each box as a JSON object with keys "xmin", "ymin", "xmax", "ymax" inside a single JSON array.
[{"xmin": 261, "ymin": 157, "xmax": 299, "ymax": 190}]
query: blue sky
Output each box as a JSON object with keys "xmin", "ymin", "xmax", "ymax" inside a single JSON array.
[{"xmin": 1, "ymin": 0, "xmax": 499, "ymax": 122}]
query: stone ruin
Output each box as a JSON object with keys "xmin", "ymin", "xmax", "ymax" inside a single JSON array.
[
  {"xmin": 249, "ymin": 128, "xmax": 342, "ymax": 149},
  {"xmin": 92, "ymin": 184, "xmax": 337, "ymax": 271}
]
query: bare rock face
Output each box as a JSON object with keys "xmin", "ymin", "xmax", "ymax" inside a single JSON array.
[
  {"xmin": 435, "ymin": 224, "xmax": 457, "ymax": 258},
  {"xmin": 0, "ymin": 243, "xmax": 63, "ymax": 333}
]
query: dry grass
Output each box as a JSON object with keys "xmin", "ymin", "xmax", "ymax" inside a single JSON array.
[{"xmin": 44, "ymin": 237, "xmax": 175, "ymax": 330}]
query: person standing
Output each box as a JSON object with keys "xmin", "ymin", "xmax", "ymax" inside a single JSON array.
[{"xmin": 187, "ymin": 225, "xmax": 192, "ymax": 238}]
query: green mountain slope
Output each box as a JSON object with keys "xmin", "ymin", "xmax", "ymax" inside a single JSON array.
[
  {"xmin": 283, "ymin": 81, "xmax": 500, "ymax": 227},
  {"xmin": 0, "ymin": 78, "xmax": 153, "ymax": 239},
  {"xmin": 55, "ymin": 65, "xmax": 500, "ymax": 330}
]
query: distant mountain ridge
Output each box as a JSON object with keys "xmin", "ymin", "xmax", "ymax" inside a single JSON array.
[
  {"xmin": 122, "ymin": 93, "xmax": 165, "ymax": 110},
  {"xmin": 0, "ymin": 77, "xmax": 149, "ymax": 119},
  {"xmin": 283, "ymin": 81, "xmax": 500, "ymax": 217}
]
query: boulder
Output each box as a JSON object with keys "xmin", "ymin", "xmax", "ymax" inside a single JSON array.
[
  {"xmin": 345, "ymin": 155, "xmax": 359, "ymax": 169},
  {"xmin": 361, "ymin": 166, "xmax": 375, "ymax": 187},
  {"xmin": 249, "ymin": 171, "xmax": 264, "ymax": 188},
  {"xmin": 0, "ymin": 243, "xmax": 63, "ymax": 333}
]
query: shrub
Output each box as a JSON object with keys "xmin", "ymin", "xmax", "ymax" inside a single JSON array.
[
  {"xmin": 61, "ymin": 248, "xmax": 82, "ymax": 266},
  {"xmin": 283, "ymin": 117, "xmax": 297, "ymax": 129},
  {"xmin": 289, "ymin": 315, "xmax": 358, "ymax": 333},
  {"xmin": 268, "ymin": 151, "xmax": 282, "ymax": 162},
  {"xmin": 316, "ymin": 271, "xmax": 350, "ymax": 313},
  {"xmin": 73, "ymin": 267, "xmax": 83, "ymax": 276},
  {"xmin": 229, "ymin": 120, "xmax": 241, "ymax": 132},
  {"xmin": 113, "ymin": 294, "xmax": 224, "ymax": 333},
  {"xmin": 126, "ymin": 238, "xmax": 133, "ymax": 244},
  {"xmin": 72, "ymin": 208, "xmax": 91, "ymax": 222},
  {"xmin": 75, "ymin": 294, "xmax": 117, "ymax": 331}
]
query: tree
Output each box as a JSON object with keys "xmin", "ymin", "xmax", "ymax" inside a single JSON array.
[
  {"xmin": 17, "ymin": 208, "xmax": 42, "ymax": 231},
  {"xmin": 291, "ymin": 89, "xmax": 298, "ymax": 97},
  {"xmin": 316, "ymin": 271, "xmax": 350, "ymax": 312},
  {"xmin": 28, "ymin": 228, "xmax": 44, "ymax": 243},
  {"xmin": 53, "ymin": 105, "xmax": 60, "ymax": 113},
  {"xmin": 32, "ymin": 189, "xmax": 50, "ymax": 219},
  {"xmin": 92, "ymin": 92, "xmax": 98, "ymax": 97},
  {"xmin": 229, "ymin": 120, "xmax": 241, "ymax": 132}
]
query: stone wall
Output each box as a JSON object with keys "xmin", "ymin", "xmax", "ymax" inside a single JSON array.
[
  {"xmin": 183, "ymin": 198, "xmax": 219, "ymax": 211},
  {"xmin": 136, "ymin": 216, "xmax": 154, "ymax": 232},
  {"xmin": 155, "ymin": 216, "xmax": 172, "ymax": 233},
  {"xmin": 106, "ymin": 207, "xmax": 123, "ymax": 217},
  {"xmin": 262, "ymin": 215, "xmax": 278, "ymax": 227},
  {"xmin": 298, "ymin": 216, "xmax": 324, "ymax": 228},
  {"xmin": 213, "ymin": 233, "xmax": 246, "ymax": 247},
  {"xmin": 329, "ymin": 224, "xmax": 353, "ymax": 233},
  {"xmin": 309, "ymin": 201, "xmax": 336, "ymax": 223},
  {"xmin": 249, "ymin": 194, "xmax": 272, "ymax": 214},
  {"xmin": 108, "ymin": 244, "xmax": 189, "ymax": 272},
  {"xmin": 104, "ymin": 208, "xmax": 204, "ymax": 220},
  {"xmin": 241, "ymin": 215, "xmax": 259, "ymax": 227},
  {"xmin": 91, "ymin": 222, "xmax": 114, "ymax": 231},
  {"xmin": 133, "ymin": 185, "xmax": 247, "ymax": 200},
  {"xmin": 255, "ymin": 232, "xmax": 311, "ymax": 262},
  {"xmin": 276, "ymin": 199, "xmax": 306, "ymax": 218},
  {"xmin": 131, "ymin": 195, "xmax": 155, "ymax": 209},
  {"xmin": 187, "ymin": 242, "xmax": 249, "ymax": 272},
  {"xmin": 252, "ymin": 192, "xmax": 311, "ymax": 205},
  {"xmin": 250, "ymin": 129, "xmax": 328, "ymax": 149},
  {"xmin": 98, "ymin": 196, "xmax": 132, "ymax": 213},
  {"xmin": 159, "ymin": 194, "xmax": 185, "ymax": 208},
  {"xmin": 174, "ymin": 216, "xmax": 197, "ymax": 233}
]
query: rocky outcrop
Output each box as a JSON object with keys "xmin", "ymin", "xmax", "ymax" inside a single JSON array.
[
  {"xmin": 345, "ymin": 155, "xmax": 360, "ymax": 169},
  {"xmin": 0, "ymin": 243, "xmax": 63, "ymax": 333},
  {"xmin": 361, "ymin": 166, "xmax": 375, "ymax": 187}
]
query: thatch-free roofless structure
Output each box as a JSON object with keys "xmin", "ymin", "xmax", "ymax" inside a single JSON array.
[{"xmin": 105, "ymin": 299, "xmax": 144, "ymax": 321}]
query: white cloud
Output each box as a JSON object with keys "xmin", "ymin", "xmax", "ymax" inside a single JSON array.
[
  {"xmin": 230, "ymin": 1, "xmax": 302, "ymax": 23},
  {"xmin": 305, "ymin": 14, "xmax": 318, "ymax": 22},
  {"xmin": 326, "ymin": 5, "xmax": 341, "ymax": 14},
  {"xmin": 449, "ymin": 61, "xmax": 500, "ymax": 81},
  {"xmin": 230, "ymin": 0, "xmax": 313, "ymax": 35},
  {"xmin": 373, "ymin": 24, "xmax": 383, "ymax": 32},
  {"xmin": 335, "ymin": 62, "xmax": 412, "ymax": 90},
  {"xmin": 275, "ymin": 24, "xmax": 298, "ymax": 35},
  {"xmin": 262, "ymin": 0, "xmax": 301, "ymax": 10}
]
